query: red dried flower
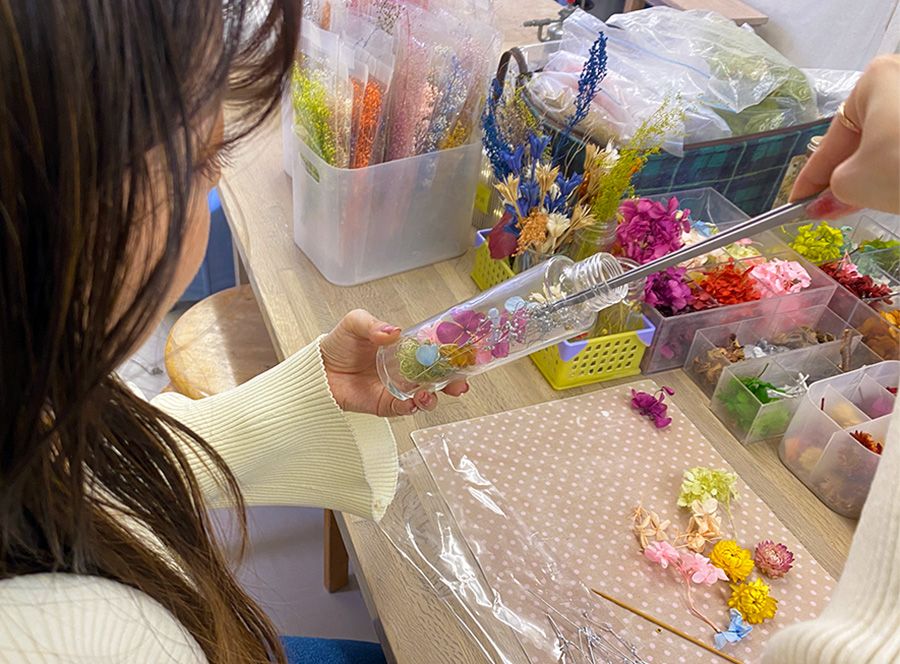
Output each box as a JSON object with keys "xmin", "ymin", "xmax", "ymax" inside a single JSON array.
[
  {"xmin": 699, "ymin": 261, "xmax": 761, "ymax": 306},
  {"xmin": 850, "ymin": 430, "xmax": 883, "ymax": 455},
  {"xmin": 821, "ymin": 259, "xmax": 893, "ymax": 301}
]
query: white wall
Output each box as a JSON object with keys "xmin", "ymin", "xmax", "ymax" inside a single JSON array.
[{"xmin": 744, "ymin": 0, "xmax": 900, "ymax": 70}]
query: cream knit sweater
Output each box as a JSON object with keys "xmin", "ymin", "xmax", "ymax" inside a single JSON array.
[
  {"xmin": 0, "ymin": 338, "xmax": 398, "ymax": 663},
  {"xmin": 0, "ymin": 338, "xmax": 896, "ymax": 662}
]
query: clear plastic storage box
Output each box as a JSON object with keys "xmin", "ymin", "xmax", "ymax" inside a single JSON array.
[
  {"xmin": 283, "ymin": 97, "xmax": 484, "ymax": 286},
  {"xmin": 779, "ymin": 361, "xmax": 898, "ymax": 518},
  {"xmin": 642, "ymin": 252, "xmax": 838, "ymax": 373},
  {"xmin": 685, "ymin": 305, "xmax": 875, "ymax": 397}
]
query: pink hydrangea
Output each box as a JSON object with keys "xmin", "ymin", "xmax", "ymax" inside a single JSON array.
[
  {"xmin": 644, "ymin": 540, "xmax": 681, "ymax": 568},
  {"xmin": 749, "ymin": 259, "xmax": 812, "ymax": 297},
  {"xmin": 616, "ymin": 197, "xmax": 691, "ymax": 264},
  {"xmin": 679, "ymin": 552, "xmax": 728, "ymax": 585}
]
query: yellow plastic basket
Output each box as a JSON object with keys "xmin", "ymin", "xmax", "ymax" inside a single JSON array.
[{"xmin": 471, "ymin": 231, "xmax": 655, "ymax": 390}]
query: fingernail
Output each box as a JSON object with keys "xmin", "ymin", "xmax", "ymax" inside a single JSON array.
[
  {"xmin": 380, "ymin": 325, "xmax": 401, "ymax": 334},
  {"xmin": 410, "ymin": 405, "xmax": 418, "ymax": 414},
  {"xmin": 806, "ymin": 190, "xmax": 856, "ymax": 219}
]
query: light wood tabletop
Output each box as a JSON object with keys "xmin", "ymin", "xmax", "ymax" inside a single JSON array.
[{"xmin": 217, "ymin": 3, "xmax": 849, "ymax": 661}]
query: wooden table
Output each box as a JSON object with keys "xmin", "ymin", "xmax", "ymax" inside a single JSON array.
[{"xmin": 218, "ymin": 4, "xmax": 847, "ymax": 660}]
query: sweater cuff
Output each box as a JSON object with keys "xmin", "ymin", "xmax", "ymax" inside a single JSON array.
[{"xmin": 152, "ymin": 336, "xmax": 398, "ymax": 521}]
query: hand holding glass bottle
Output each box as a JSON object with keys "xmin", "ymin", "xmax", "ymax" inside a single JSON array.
[{"xmin": 377, "ymin": 253, "xmax": 636, "ymax": 400}]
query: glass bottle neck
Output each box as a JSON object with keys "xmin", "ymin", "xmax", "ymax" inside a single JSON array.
[{"xmin": 566, "ymin": 253, "xmax": 637, "ymax": 312}]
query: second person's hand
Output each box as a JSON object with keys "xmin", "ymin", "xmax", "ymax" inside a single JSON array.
[{"xmin": 791, "ymin": 55, "xmax": 900, "ymax": 217}]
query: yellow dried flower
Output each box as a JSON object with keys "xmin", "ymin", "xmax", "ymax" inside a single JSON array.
[
  {"xmin": 728, "ymin": 578, "xmax": 778, "ymax": 624},
  {"xmin": 881, "ymin": 309, "xmax": 900, "ymax": 328},
  {"xmin": 709, "ymin": 540, "xmax": 755, "ymax": 582},
  {"xmin": 516, "ymin": 211, "xmax": 549, "ymax": 255}
]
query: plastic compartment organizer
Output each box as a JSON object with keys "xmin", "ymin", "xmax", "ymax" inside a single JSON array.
[
  {"xmin": 642, "ymin": 252, "xmax": 838, "ymax": 373},
  {"xmin": 780, "ymin": 361, "xmax": 899, "ymax": 518},
  {"xmin": 685, "ymin": 305, "xmax": 876, "ymax": 397},
  {"xmin": 284, "ymin": 99, "xmax": 483, "ymax": 286}
]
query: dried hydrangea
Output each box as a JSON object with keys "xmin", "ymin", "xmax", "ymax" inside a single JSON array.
[
  {"xmin": 677, "ymin": 467, "xmax": 739, "ymax": 510},
  {"xmin": 789, "ymin": 222, "xmax": 845, "ymax": 264},
  {"xmin": 616, "ymin": 197, "xmax": 691, "ymax": 264}
]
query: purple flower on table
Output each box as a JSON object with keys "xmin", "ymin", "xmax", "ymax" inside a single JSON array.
[
  {"xmin": 436, "ymin": 309, "xmax": 491, "ymax": 346},
  {"xmin": 617, "ymin": 197, "xmax": 691, "ymax": 264},
  {"xmin": 643, "ymin": 267, "xmax": 695, "ymax": 315},
  {"xmin": 630, "ymin": 386, "xmax": 675, "ymax": 429}
]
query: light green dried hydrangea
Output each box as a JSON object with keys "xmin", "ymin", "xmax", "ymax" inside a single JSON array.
[{"xmin": 677, "ymin": 467, "xmax": 739, "ymax": 510}]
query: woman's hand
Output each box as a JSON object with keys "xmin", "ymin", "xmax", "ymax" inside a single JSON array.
[
  {"xmin": 792, "ymin": 55, "xmax": 900, "ymax": 217},
  {"xmin": 320, "ymin": 309, "xmax": 468, "ymax": 417}
]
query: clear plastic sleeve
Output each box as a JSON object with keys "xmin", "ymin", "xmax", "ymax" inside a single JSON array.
[{"xmin": 377, "ymin": 445, "xmax": 648, "ymax": 663}]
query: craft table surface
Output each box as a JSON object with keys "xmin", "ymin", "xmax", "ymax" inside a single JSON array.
[{"xmin": 217, "ymin": 3, "xmax": 852, "ymax": 660}]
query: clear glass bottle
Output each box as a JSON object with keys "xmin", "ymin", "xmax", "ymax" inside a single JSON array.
[{"xmin": 377, "ymin": 252, "xmax": 638, "ymax": 399}]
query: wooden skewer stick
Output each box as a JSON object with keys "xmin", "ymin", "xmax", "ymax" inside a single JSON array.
[{"xmin": 590, "ymin": 588, "xmax": 745, "ymax": 664}]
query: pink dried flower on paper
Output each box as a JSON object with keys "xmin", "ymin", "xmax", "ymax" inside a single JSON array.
[
  {"xmin": 630, "ymin": 386, "xmax": 675, "ymax": 429},
  {"xmin": 679, "ymin": 552, "xmax": 728, "ymax": 585},
  {"xmin": 749, "ymin": 259, "xmax": 812, "ymax": 297},
  {"xmin": 644, "ymin": 541, "xmax": 680, "ymax": 569},
  {"xmin": 754, "ymin": 540, "xmax": 794, "ymax": 578},
  {"xmin": 617, "ymin": 197, "xmax": 691, "ymax": 264}
]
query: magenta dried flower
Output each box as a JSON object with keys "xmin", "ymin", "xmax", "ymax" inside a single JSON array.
[
  {"xmin": 436, "ymin": 309, "xmax": 490, "ymax": 345},
  {"xmin": 616, "ymin": 197, "xmax": 691, "ymax": 264},
  {"xmin": 754, "ymin": 540, "xmax": 794, "ymax": 578},
  {"xmin": 644, "ymin": 267, "xmax": 696, "ymax": 315},
  {"xmin": 631, "ymin": 386, "xmax": 675, "ymax": 429}
]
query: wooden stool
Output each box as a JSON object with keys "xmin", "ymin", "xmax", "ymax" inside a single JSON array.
[
  {"xmin": 623, "ymin": 0, "xmax": 768, "ymax": 26},
  {"xmin": 165, "ymin": 285, "xmax": 278, "ymax": 398},
  {"xmin": 165, "ymin": 284, "xmax": 351, "ymax": 592}
]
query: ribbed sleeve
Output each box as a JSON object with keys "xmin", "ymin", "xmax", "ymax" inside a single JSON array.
[
  {"xmin": 764, "ymin": 401, "xmax": 900, "ymax": 663},
  {"xmin": 151, "ymin": 336, "xmax": 398, "ymax": 521}
]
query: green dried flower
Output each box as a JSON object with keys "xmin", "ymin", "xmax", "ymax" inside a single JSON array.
[
  {"xmin": 678, "ymin": 467, "xmax": 739, "ymax": 510},
  {"xmin": 789, "ymin": 222, "xmax": 845, "ymax": 265},
  {"xmin": 395, "ymin": 337, "xmax": 455, "ymax": 383},
  {"xmin": 589, "ymin": 97, "xmax": 683, "ymax": 227},
  {"xmin": 291, "ymin": 62, "xmax": 336, "ymax": 165}
]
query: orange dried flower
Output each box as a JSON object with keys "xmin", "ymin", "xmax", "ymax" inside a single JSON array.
[{"xmin": 700, "ymin": 261, "xmax": 761, "ymax": 306}]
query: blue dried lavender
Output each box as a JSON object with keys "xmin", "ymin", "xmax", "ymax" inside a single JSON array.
[
  {"xmin": 482, "ymin": 79, "xmax": 514, "ymax": 179},
  {"xmin": 554, "ymin": 33, "xmax": 608, "ymax": 160}
]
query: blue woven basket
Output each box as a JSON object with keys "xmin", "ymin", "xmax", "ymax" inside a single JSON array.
[{"xmin": 498, "ymin": 47, "xmax": 831, "ymax": 217}]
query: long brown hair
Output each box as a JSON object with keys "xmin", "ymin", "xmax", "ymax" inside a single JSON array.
[{"xmin": 0, "ymin": 1, "xmax": 298, "ymax": 661}]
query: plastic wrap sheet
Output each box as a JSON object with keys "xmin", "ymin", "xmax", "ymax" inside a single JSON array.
[
  {"xmin": 802, "ymin": 68, "xmax": 863, "ymax": 118},
  {"xmin": 606, "ymin": 8, "xmax": 817, "ymax": 125},
  {"xmin": 536, "ymin": 8, "xmax": 822, "ymax": 151},
  {"xmin": 379, "ymin": 446, "xmax": 648, "ymax": 663},
  {"xmin": 381, "ymin": 380, "xmax": 837, "ymax": 663}
]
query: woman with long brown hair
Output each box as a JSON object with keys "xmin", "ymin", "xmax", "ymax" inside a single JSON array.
[{"xmin": 0, "ymin": 1, "xmax": 462, "ymax": 662}]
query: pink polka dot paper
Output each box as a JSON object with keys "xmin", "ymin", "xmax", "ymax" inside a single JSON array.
[{"xmin": 411, "ymin": 379, "xmax": 835, "ymax": 663}]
